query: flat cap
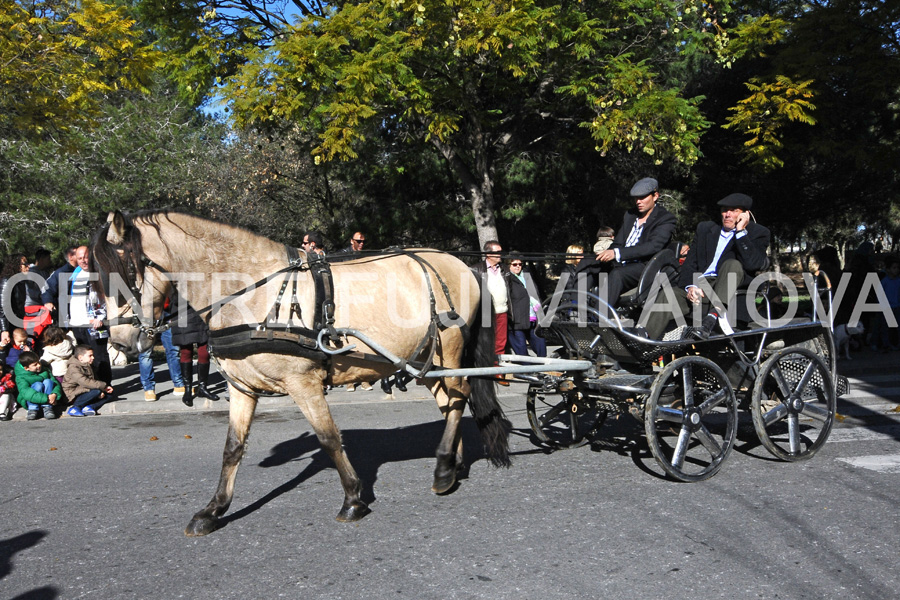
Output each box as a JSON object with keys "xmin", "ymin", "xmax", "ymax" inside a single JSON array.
[
  {"xmin": 717, "ymin": 193, "xmax": 753, "ymax": 210},
  {"xmin": 629, "ymin": 177, "xmax": 658, "ymax": 197}
]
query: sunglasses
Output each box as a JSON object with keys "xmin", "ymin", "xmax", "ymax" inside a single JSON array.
[
  {"xmin": 510, "ymin": 262, "xmax": 523, "ymax": 267},
  {"xmin": 352, "ymin": 239, "xmax": 365, "ymax": 243}
]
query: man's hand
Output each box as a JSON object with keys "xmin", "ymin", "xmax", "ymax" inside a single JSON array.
[
  {"xmin": 597, "ymin": 249, "xmax": 616, "ymax": 262},
  {"xmin": 105, "ymin": 385, "xmax": 114, "ymax": 394},
  {"xmin": 44, "ymin": 302, "xmax": 56, "ymax": 313},
  {"xmin": 735, "ymin": 211, "xmax": 750, "ymax": 231},
  {"xmin": 686, "ymin": 286, "xmax": 705, "ymax": 304}
]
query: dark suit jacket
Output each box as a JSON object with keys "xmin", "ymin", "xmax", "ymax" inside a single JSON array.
[
  {"xmin": 575, "ymin": 204, "xmax": 676, "ymax": 276},
  {"xmin": 677, "ymin": 221, "xmax": 771, "ymax": 289},
  {"xmin": 610, "ymin": 204, "xmax": 677, "ymax": 263}
]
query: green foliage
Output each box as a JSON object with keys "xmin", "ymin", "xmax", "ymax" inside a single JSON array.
[
  {"xmin": 723, "ymin": 75, "xmax": 817, "ymax": 169},
  {"xmin": 0, "ymin": 0, "xmax": 159, "ymax": 139}
]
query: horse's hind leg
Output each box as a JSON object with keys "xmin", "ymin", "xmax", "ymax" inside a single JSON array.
[
  {"xmin": 285, "ymin": 376, "xmax": 370, "ymax": 523},
  {"xmin": 185, "ymin": 385, "xmax": 258, "ymax": 537},
  {"xmin": 429, "ymin": 375, "xmax": 469, "ymax": 494}
]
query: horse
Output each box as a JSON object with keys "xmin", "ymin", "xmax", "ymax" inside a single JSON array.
[{"xmin": 91, "ymin": 210, "xmax": 511, "ymax": 536}]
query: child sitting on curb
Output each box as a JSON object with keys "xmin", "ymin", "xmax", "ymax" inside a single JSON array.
[
  {"xmin": 0, "ymin": 363, "xmax": 16, "ymax": 421},
  {"xmin": 40, "ymin": 326, "xmax": 74, "ymax": 390},
  {"xmin": 63, "ymin": 345, "xmax": 114, "ymax": 417},
  {"xmin": 15, "ymin": 351, "xmax": 62, "ymax": 420}
]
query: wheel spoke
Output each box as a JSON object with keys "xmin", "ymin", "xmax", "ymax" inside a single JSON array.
[
  {"xmin": 762, "ymin": 402, "xmax": 788, "ymax": 426},
  {"xmin": 787, "ymin": 413, "xmax": 800, "ymax": 454},
  {"xmin": 801, "ymin": 402, "xmax": 831, "ymax": 423},
  {"xmin": 682, "ymin": 365, "xmax": 695, "ymax": 407},
  {"xmin": 671, "ymin": 426, "xmax": 692, "ymax": 469},
  {"xmin": 655, "ymin": 406, "xmax": 684, "ymax": 424},
  {"xmin": 793, "ymin": 361, "xmax": 818, "ymax": 398},
  {"xmin": 699, "ymin": 388, "xmax": 729, "ymax": 415},
  {"xmin": 696, "ymin": 424, "xmax": 723, "ymax": 458},
  {"xmin": 539, "ymin": 401, "xmax": 565, "ymax": 427},
  {"xmin": 770, "ymin": 365, "xmax": 792, "ymax": 398}
]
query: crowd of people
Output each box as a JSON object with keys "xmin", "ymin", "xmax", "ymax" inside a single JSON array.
[
  {"xmin": 0, "ymin": 243, "xmax": 221, "ymax": 421},
  {"xmin": 2, "ymin": 204, "xmax": 898, "ymax": 420}
]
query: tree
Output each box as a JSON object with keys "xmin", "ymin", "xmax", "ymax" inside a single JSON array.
[
  {"xmin": 139, "ymin": 0, "xmax": 730, "ymax": 247},
  {"xmin": 0, "ymin": 0, "xmax": 158, "ymax": 140}
]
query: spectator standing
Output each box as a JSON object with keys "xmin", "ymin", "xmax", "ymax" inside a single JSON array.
[
  {"xmin": 506, "ymin": 254, "xmax": 546, "ymax": 358},
  {"xmin": 62, "ymin": 345, "xmax": 113, "ymax": 417},
  {"xmin": 1, "ymin": 254, "xmax": 40, "ymax": 345},
  {"xmin": 15, "ymin": 351, "xmax": 62, "ymax": 420},
  {"xmin": 139, "ymin": 323, "xmax": 185, "ymax": 402},
  {"xmin": 472, "ymin": 240, "xmax": 510, "ymax": 384},
  {"xmin": 872, "ymin": 256, "xmax": 900, "ymax": 351},
  {"xmin": 64, "ymin": 246, "xmax": 112, "ymax": 385},
  {"xmin": 170, "ymin": 297, "xmax": 219, "ymax": 407},
  {"xmin": 40, "ymin": 246, "xmax": 78, "ymax": 324}
]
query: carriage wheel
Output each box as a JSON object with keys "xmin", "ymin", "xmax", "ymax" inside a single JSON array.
[
  {"xmin": 644, "ymin": 356, "xmax": 738, "ymax": 482},
  {"xmin": 526, "ymin": 386, "xmax": 607, "ymax": 450},
  {"xmin": 751, "ymin": 347, "xmax": 835, "ymax": 461}
]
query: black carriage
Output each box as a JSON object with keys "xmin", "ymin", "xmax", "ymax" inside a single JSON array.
[{"xmin": 512, "ymin": 282, "xmax": 848, "ymax": 482}]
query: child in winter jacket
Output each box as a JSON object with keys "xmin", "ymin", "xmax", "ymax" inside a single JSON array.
[
  {"xmin": 15, "ymin": 351, "xmax": 62, "ymax": 420},
  {"xmin": 62, "ymin": 345, "xmax": 114, "ymax": 417},
  {"xmin": 0, "ymin": 363, "xmax": 16, "ymax": 421},
  {"xmin": 40, "ymin": 326, "xmax": 74, "ymax": 389}
]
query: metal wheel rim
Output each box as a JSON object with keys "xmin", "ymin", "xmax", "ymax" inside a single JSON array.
[
  {"xmin": 644, "ymin": 355, "xmax": 738, "ymax": 482},
  {"xmin": 751, "ymin": 347, "xmax": 836, "ymax": 461}
]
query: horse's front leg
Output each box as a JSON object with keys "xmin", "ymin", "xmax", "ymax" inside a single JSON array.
[
  {"xmin": 429, "ymin": 376, "xmax": 469, "ymax": 494},
  {"xmin": 286, "ymin": 376, "xmax": 370, "ymax": 522},
  {"xmin": 185, "ymin": 385, "xmax": 258, "ymax": 536}
]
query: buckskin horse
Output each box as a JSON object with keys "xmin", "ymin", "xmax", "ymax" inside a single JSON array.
[{"xmin": 91, "ymin": 210, "xmax": 510, "ymax": 536}]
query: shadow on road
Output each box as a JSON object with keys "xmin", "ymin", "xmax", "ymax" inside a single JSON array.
[
  {"xmin": 1, "ymin": 530, "xmax": 57, "ymax": 599},
  {"xmin": 218, "ymin": 417, "xmax": 488, "ymax": 528}
]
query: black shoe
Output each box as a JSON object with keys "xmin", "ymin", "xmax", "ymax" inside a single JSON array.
[
  {"xmin": 380, "ymin": 378, "xmax": 392, "ymax": 394},
  {"xmin": 690, "ymin": 313, "xmax": 719, "ymax": 341},
  {"xmin": 395, "ymin": 378, "xmax": 408, "ymax": 393},
  {"xmin": 0, "ymin": 414, "xmax": 10, "ymax": 421},
  {"xmin": 195, "ymin": 363, "xmax": 220, "ymax": 400},
  {"xmin": 195, "ymin": 383, "xmax": 220, "ymax": 401}
]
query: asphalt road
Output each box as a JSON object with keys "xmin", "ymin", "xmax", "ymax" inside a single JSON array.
[{"xmin": 3, "ymin": 353, "xmax": 900, "ymax": 600}]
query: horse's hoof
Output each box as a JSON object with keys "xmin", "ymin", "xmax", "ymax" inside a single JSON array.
[
  {"xmin": 431, "ymin": 471, "xmax": 457, "ymax": 494},
  {"xmin": 184, "ymin": 516, "xmax": 219, "ymax": 537},
  {"xmin": 336, "ymin": 501, "xmax": 371, "ymax": 522}
]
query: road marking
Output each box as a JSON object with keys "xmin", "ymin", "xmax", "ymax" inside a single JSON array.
[
  {"xmin": 836, "ymin": 454, "xmax": 900, "ymax": 473},
  {"xmin": 828, "ymin": 424, "xmax": 900, "ymax": 443}
]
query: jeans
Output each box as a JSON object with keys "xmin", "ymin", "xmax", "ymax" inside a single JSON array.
[
  {"xmin": 27, "ymin": 379, "xmax": 55, "ymax": 410},
  {"xmin": 72, "ymin": 388, "xmax": 105, "ymax": 410},
  {"xmin": 138, "ymin": 328, "xmax": 183, "ymax": 391},
  {"xmin": 508, "ymin": 323, "xmax": 547, "ymax": 357}
]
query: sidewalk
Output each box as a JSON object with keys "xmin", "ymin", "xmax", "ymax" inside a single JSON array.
[
  {"xmin": 5, "ymin": 344, "xmax": 894, "ymax": 420},
  {"xmin": 5, "ymin": 360, "xmax": 441, "ymax": 420}
]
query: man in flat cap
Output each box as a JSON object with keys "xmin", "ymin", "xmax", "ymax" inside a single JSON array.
[
  {"xmin": 585, "ymin": 177, "xmax": 676, "ymax": 309},
  {"xmin": 644, "ymin": 193, "xmax": 770, "ymax": 339}
]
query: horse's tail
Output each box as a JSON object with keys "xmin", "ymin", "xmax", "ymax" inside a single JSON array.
[{"xmin": 464, "ymin": 282, "xmax": 512, "ymax": 468}]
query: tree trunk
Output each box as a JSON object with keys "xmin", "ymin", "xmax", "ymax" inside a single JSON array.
[{"xmin": 431, "ymin": 138, "xmax": 498, "ymax": 250}]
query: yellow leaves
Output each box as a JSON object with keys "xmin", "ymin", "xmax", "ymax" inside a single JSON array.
[{"xmin": 724, "ymin": 76, "xmax": 818, "ymax": 170}]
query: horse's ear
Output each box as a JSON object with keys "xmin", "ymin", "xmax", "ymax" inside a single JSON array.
[{"xmin": 107, "ymin": 211, "xmax": 126, "ymax": 245}]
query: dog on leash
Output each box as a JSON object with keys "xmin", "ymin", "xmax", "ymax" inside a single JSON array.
[{"xmin": 834, "ymin": 322, "xmax": 865, "ymax": 359}]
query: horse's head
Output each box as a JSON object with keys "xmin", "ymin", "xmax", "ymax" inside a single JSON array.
[{"xmin": 92, "ymin": 211, "xmax": 172, "ymax": 356}]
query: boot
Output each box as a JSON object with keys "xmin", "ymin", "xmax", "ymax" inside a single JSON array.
[
  {"xmin": 195, "ymin": 362, "xmax": 220, "ymax": 401},
  {"xmin": 180, "ymin": 361, "xmax": 194, "ymax": 407}
]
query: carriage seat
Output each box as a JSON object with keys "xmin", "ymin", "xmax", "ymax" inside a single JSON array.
[{"xmin": 616, "ymin": 248, "xmax": 680, "ymax": 313}]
